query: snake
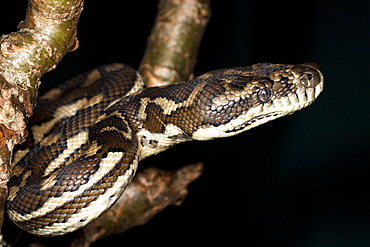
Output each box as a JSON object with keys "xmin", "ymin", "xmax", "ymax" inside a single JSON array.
[{"xmin": 6, "ymin": 62, "xmax": 324, "ymax": 236}]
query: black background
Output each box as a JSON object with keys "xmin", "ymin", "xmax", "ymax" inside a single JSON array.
[{"xmin": 1, "ymin": 1, "xmax": 369, "ymax": 246}]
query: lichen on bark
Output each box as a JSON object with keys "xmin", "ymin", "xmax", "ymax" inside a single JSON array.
[{"xmin": 0, "ymin": 0, "xmax": 83, "ymax": 235}]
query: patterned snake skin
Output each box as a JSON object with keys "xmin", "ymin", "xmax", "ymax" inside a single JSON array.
[{"xmin": 7, "ymin": 63, "xmax": 324, "ymax": 236}]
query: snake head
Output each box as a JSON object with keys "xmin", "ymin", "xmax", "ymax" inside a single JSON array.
[{"xmin": 191, "ymin": 62, "xmax": 324, "ymax": 140}]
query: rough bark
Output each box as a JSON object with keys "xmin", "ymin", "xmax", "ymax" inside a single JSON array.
[{"xmin": 0, "ymin": 0, "xmax": 83, "ymax": 233}]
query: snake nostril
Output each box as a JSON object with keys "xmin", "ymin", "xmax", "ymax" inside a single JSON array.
[
  {"xmin": 300, "ymin": 71, "xmax": 320, "ymax": 88},
  {"xmin": 293, "ymin": 63, "xmax": 323, "ymax": 88},
  {"xmin": 306, "ymin": 73, "xmax": 313, "ymax": 81}
]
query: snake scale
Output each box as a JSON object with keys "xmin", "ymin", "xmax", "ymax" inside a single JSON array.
[{"xmin": 6, "ymin": 63, "xmax": 323, "ymax": 236}]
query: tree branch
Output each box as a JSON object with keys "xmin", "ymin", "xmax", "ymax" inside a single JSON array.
[
  {"xmin": 0, "ymin": 0, "xmax": 83, "ymax": 233},
  {"xmin": 139, "ymin": 0, "xmax": 211, "ymax": 87}
]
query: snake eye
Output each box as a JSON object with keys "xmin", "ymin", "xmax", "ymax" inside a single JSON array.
[{"xmin": 257, "ymin": 88, "xmax": 272, "ymax": 103}]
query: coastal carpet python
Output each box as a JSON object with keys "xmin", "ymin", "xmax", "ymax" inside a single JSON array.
[{"xmin": 7, "ymin": 63, "xmax": 324, "ymax": 236}]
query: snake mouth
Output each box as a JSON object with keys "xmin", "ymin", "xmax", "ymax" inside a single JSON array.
[
  {"xmin": 270, "ymin": 83, "xmax": 324, "ymax": 116},
  {"xmin": 224, "ymin": 111, "xmax": 282, "ymax": 133}
]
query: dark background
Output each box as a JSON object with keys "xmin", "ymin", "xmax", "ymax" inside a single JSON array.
[{"xmin": 1, "ymin": 1, "xmax": 369, "ymax": 246}]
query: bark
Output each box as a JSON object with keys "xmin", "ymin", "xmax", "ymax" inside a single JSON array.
[
  {"xmin": 0, "ymin": 0, "xmax": 83, "ymax": 234},
  {"xmin": 139, "ymin": 0, "xmax": 211, "ymax": 87}
]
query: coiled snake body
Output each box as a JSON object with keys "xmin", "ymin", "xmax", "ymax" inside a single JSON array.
[{"xmin": 7, "ymin": 63, "xmax": 324, "ymax": 236}]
